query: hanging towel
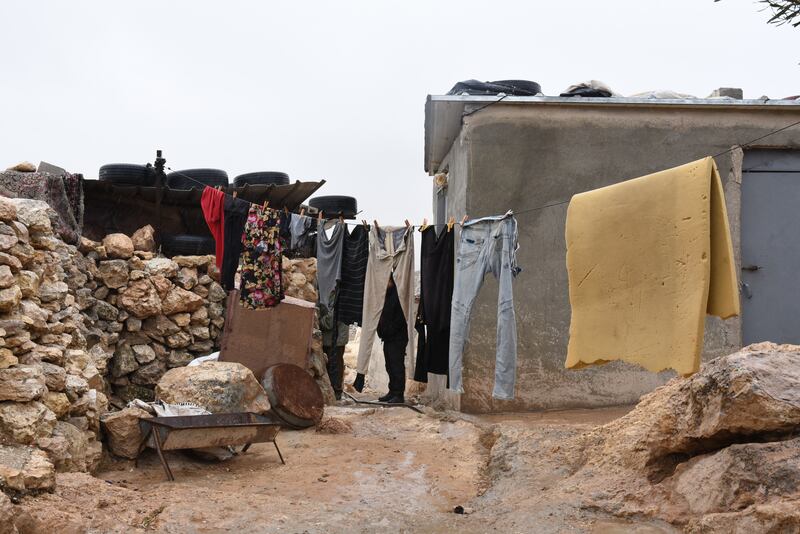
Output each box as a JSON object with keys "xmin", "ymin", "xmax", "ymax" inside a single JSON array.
[
  {"xmin": 564, "ymin": 157, "xmax": 739, "ymax": 376},
  {"xmin": 201, "ymin": 186, "xmax": 226, "ymax": 271}
]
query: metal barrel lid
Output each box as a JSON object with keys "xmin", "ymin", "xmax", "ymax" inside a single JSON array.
[{"xmin": 261, "ymin": 364, "xmax": 324, "ymax": 428}]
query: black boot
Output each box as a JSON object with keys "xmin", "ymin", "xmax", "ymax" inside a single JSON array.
[
  {"xmin": 378, "ymin": 392, "xmax": 393, "ymax": 402},
  {"xmin": 385, "ymin": 394, "xmax": 405, "ymax": 404},
  {"xmin": 353, "ymin": 373, "xmax": 365, "ymax": 393}
]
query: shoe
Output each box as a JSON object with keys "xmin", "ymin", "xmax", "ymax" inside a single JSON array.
[
  {"xmin": 353, "ymin": 373, "xmax": 365, "ymax": 393},
  {"xmin": 385, "ymin": 394, "xmax": 405, "ymax": 404},
  {"xmin": 378, "ymin": 392, "xmax": 393, "ymax": 402}
]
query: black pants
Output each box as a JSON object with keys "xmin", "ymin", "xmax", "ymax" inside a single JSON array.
[
  {"xmin": 383, "ymin": 339, "xmax": 406, "ymax": 395},
  {"xmin": 221, "ymin": 196, "xmax": 250, "ymax": 290},
  {"xmin": 324, "ymin": 345, "xmax": 345, "ymax": 396}
]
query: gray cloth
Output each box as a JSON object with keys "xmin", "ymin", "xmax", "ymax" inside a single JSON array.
[
  {"xmin": 356, "ymin": 226, "xmax": 415, "ymax": 377},
  {"xmin": 449, "ymin": 213, "xmax": 520, "ymax": 400},
  {"xmin": 290, "ymin": 213, "xmax": 314, "ymax": 251},
  {"xmin": 316, "ymin": 221, "xmax": 345, "ymax": 330}
]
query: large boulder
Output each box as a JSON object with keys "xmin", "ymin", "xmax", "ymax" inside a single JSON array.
[
  {"xmin": 117, "ymin": 279, "xmax": 161, "ymax": 318},
  {"xmin": 0, "ymin": 365, "xmax": 47, "ymax": 402},
  {"xmin": 0, "ymin": 444, "xmax": 55, "ymax": 492},
  {"xmin": 100, "ymin": 406, "xmax": 151, "ymax": 459},
  {"xmin": 586, "ymin": 343, "xmax": 800, "ymax": 479},
  {"xmin": 131, "ymin": 225, "xmax": 156, "ymax": 253},
  {"xmin": 155, "ymin": 361, "xmax": 270, "ymax": 414},
  {"xmin": 5, "ymin": 199, "xmax": 50, "ymax": 233},
  {"xmin": 102, "ymin": 233, "xmax": 134, "ymax": 259}
]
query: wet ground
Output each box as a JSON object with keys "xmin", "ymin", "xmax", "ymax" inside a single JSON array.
[{"xmin": 14, "ymin": 404, "xmax": 680, "ymax": 533}]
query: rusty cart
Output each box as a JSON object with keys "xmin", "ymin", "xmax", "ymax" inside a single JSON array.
[{"xmin": 139, "ymin": 412, "xmax": 285, "ymax": 481}]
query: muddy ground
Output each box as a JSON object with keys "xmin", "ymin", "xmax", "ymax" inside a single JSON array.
[{"xmin": 12, "ymin": 404, "xmax": 682, "ymax": 533}]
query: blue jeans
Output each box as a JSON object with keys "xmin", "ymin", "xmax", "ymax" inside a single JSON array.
[{"xmin": 449, "ymin": 214, "xmax": 520, "ymax": 400}]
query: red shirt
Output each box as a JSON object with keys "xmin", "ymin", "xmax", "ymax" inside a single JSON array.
[{"xmin": 201, "ymin": 186, "xmax": 226, "ymax": 270}]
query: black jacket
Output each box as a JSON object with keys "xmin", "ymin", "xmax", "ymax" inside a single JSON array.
[{"xmin": 377, "ymin": 284, "xmax": 408, "ymax": 343}]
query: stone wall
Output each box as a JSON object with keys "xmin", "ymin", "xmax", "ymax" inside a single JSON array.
[{"xmin": 77, "ymin": 233, "xmax": 226, "ymax": 403}]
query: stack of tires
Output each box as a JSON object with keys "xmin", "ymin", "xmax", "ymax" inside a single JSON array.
[
  {"xmin": 308, "ymin": 195, "xmax": 358, "ymax": 219},
  {"xmin": 99, "ymin": 163, "xmax": 156, "ymax": 186}
]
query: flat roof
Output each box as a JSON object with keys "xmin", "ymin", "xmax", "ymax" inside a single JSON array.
[{"xmin": 424, "ymin": 95, "xmax": 800, "ymax": 175}]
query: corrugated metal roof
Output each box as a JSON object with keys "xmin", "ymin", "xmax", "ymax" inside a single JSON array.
[{"xmin": 84, "ymin": 179, "xmax": 326, "ymax": 211}]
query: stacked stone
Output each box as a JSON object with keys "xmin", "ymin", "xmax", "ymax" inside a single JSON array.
[
  {"xmin": 77, "ymin": 229, "xmax": 226, "ymax": 404},
  {"xmin": 0, "ymin": 198, "xmax": 106, "ymax": 494}
]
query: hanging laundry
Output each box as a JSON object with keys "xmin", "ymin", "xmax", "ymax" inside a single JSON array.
[
  {"xmin": 449, "ymin": 212, "xmax": 520, "ymax": 401},
  {"xmin": 377, "ymin": 276, "xmax": 409, "ymax": 403},
  {"xmin": 565, "ymin": 157, "xmax": 739, "ymax": 376},
  {"xmin": 200, "ymin": 186, "xmax": 226, "ymax": 271},
  {"xmin": 354, "ymin": 225, "xmax": 416, "ymax": 391},
  {"xmin": 414, "ymin": 225, "xmax": 454, "ymax": 382},
  {"xmin": 220, "ymin": 195, "xmax": 250, "ymax": 291},
  {"xmin": 288, "ymin": 213, "xmax": 316, "ymax": 257},
  {"xmin": 316, "ymin": 220, "xmax": 345, "ymax": 331},
  {"xmin": 239, "ymin": 206, "xmax": 284, "ymax": 309},
  {"xmin": 323, "ymin": 321, "xmax": 349, "ymax": 401},
  {"xmin": 337, "ymin": 224, "xmax": 369, "ymax": 326}
]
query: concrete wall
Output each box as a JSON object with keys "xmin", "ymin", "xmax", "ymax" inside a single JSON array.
[{"xmin": 438, "ymin": 103, "xmax": 800, "ymax": 413}]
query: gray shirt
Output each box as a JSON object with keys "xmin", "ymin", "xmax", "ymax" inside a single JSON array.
[{"xmin": 316, "ymin": 221, "xmax": 345, "ymax": 330}]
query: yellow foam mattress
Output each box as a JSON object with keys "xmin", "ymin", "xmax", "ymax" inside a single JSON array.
[{"xmin": 565, "ymin": 157, "xmax": 739, "ymax": 376}]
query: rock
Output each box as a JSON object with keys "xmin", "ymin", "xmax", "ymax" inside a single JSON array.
[
  {"xmin": 207, "ymin": 282, "xmax": 226, "ymax": 302},
  {"xmin": 0, "ymin": 286, "xmax": 21, "ymax": 312},
  {"xmin": 78, "ymin": 236, "xmax": 101, "ymax": 254},
  {"xmin": 188, "ymin": 340, "xmax": 214, "ymax": 353},
  {"xmin": 0, "ymin": 265, "xmax": 13, "ymax": 288},
  {"xmin": 170, "ymin": 313, "xmax": 191, "ymax": 327},
  {"xmin": 48, "ymin": 421, "xmax": 88, "ymax": 472},
  {"xmin": 684, "ymin": 502, "xmax": 800, "ymax": 533},
  {"xmin": 8, "ymin": 243, "xmax": 35, "ymax": 269},
  {"xmin": 6, "ymin": 199, "xmax": 51, "ymax": 232},
  {"xmin": 38, "ymin": 281, "xmax": 68, "ymax": 303},
  {"xmin": 88, "ymin": 344, "xmax": 112, "ymax": 375},
  {"xmin": 0, "ymin": 197, "xmax": 17, "ymax": 223},
  {"xmin": 151, "ymin": 274, "xmax": 173, "ymax": 299},
  {"xmin": 0, "ymin": 365, "xmax": 46, "ymax": 402},
  {"xmin": 93, "ymin": 285, "xmax": 109, "ymax": 300},
  {"xmin": 118, "ymin": 279, "xmax": 161, "ymax": 318},
  {"xmin": 176, "ymin": 267, "xmax": 198, "ymax": 290},
  {"xmin": 190, "ymin": 307, "xmax": 209, "ymax": 325},
  {"xmin": 668, "ymin": 437, "xmax": 800, "ymax": 516},
  {"xmin": 39, "ymin": 362, "xmax": 66, "ymax": 392},
  {"xmin": 85, "ymin": 436, "xmax": 102, "ymax": 473},
  {"xmin": 142, "ymin": 314, "xmax": 180, "ymax": 337},
  {"xmin": 131, "ymin": 225, "xmax": 156, "ymax": 253},
  {"xmin": 0, "ymin": 350, "xmax": 17, "ymax": 369},
  {"xmin": 192, "ymin": 285, "xmax": 209, "ymax": 298},
  {"xmin": 208, "ymin": 264, "xmax": 221, "ymax": 283},
  {"xmin": 0, "ymin": 492, "xmax": 17, "ymax": 534},
  {"xmin": 190, "ymin": 325, "xmax": 210, "ymax": 340},
  {"xmin": 208, "ymin": 302, "xmax": 224, "ymax": 319},
  {"xmin": 16, "ymin": 271, "xmax": 40, "ymax": 298},
  {"xmin": 198, "ymin": 274, "xmax": 213, "ymax": 285},
  {"xmin": 102, "ymin": 233, "xmax": 134, "ymax": 259},
  {"xmin": 97, "ymin": 259, "xmax": 129, "ymax": 289},
  {"xmin": 0, "ymin": 444, "xmax": 55, "ymax": 492},
  {"xmin": 113, "ymin": 384, "xmax": 155, "ymax": 403},
  {"xmin": 173, "ymin": 255, "xmax": 214, "ymax": 269},
  {"xmin": 161, "ymin": 286, "xmax": 204, "ymax": 315},
  {"xmin": 66, "ymin": 416, "xmax": 88, "ymax": 432},
  {"xmin": 165, "ymin": 331, "xmax": 192, "ymax": 349},
  {"xmin": 126, "ymin": 317, "xmax": 142, "ymax": 332},
  {"xmin": 41, "ymin": 392, "xmax": 70, "ymax": 419},
  {"xmin": 131, "ymin": 360, "xmax": 166, "ymax": 386},
  {"xmin": 64, "ymin": 375, "xmax": 89, "ymax": 402},
  {"xmin": 132, "ymin": 344, "xmax": 156, "ymax": 364},
  {"xmin": 93, "ymin": 300, "xmax": 119, "ymax": 321},
  {"xmin": 0, "ymin": 224, "xmax": 18, "ymax": 252},
  {"xmin": 167, "ymin": 350, "xmax": 193, "ymax": 368},
  {"xmin": 0, "ymin": 401, "xmax": 56, "ymax": 444},
  {"xmin": 0, "ymin": 252, "xmax": 21, "ymax": 273},
  {"xmin": 586, "ymin": 343, "xmax": 800, "ymax": 480},
  {"xmin": 101, "ymin": 407, "xmax": 151, "ymax": 459},
  {"xmin": 155, "ymin": 361, "xmax": 270, "ymax": 414},
  {"xmin": 19, "ymin": 300, "xmax": 49, "ymax": 331},
  {"xmin": 110, "ymin": 345, "xmax": 139, "ymax": 378},
  {"xmin": 29, "ymin": 345, "xmax": 64, "ymax": 366},
  {"xmin": 145, "ymin": 258, "xmax": 179, "ymax": 278}
]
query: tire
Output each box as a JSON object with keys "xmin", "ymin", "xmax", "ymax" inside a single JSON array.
[
  {"xmin": 491, "ymin": 80, "xmax": 542, "ymax": 95},
  {"xmin": 161, "ymin": 234, "xmax": 216, "ymax": 256},
  {"xmin": 98, "ymin": 163, "xmax": 156, "ymax": 186},
  {"xmin": 308, "ymin": 195, "xmax": 357, "ymax": 218},
  {"xmin": 446, "ymin": 79, "xmax": 541, "ymax": 96},
  {"xmin": 233, "ymin": 171, "xmax": 290, "ymax": 187},
  {"xmin": 167, "ymin": 168, "xmax": 228, "ymax": 190}
]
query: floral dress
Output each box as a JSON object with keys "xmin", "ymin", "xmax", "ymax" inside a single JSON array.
[{"xmin": 239, "ymin": 206, "xmax": 284, "ymax": 308}]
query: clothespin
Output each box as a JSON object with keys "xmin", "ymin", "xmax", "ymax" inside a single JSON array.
[
  {"xmin": 447, "ymin": 216, "xmax": 455, "ymax": 232},
  {"xmin": 460, "ymin": 214, "xmax": 468, "ymax": 226},
  {"xmin": 420, "ymin": 218, "xmax": 428, "ymax": 232},
  {"xmin": 300, "ymin": 208, "xmax": 305, "ymax": 217},
  {"xmin": 374, "ymin": 219, "xmax": 380, "ymax": 231},
  {"xmin": 362, "ymin": 219, "xmax": 368, "ymax": 228},
  {"xmin": 232, "ymin": 191, "xmax": 238, "ymax": 198},
  {"xmin": 404, "ymin": 219, "xmax": 411, "ymax": 228},
  {"xmin": 262, "ymin": 200, "xmax": 269, "ymax": 212},
  {"xmin": 318, "ymin": 210, "xmax": 324, "ymax": 221}
]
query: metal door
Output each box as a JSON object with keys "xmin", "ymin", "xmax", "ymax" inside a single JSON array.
[{"xmin": 741, "ymin": 150, "xmax": 800, "ymax": 345}]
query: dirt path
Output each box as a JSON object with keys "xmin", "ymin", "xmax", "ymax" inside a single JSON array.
[{"xmin": 13, "ymin": 405, "xmax": 679, "ymax": 533}]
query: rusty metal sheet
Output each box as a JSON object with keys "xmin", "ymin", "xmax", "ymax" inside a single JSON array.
[
  {"xmin": 261, "ymin": 364, "xmax": 324, "ymax": 428},
  {"xmin": 219, "ymin": 293, "xmax": 315, "ymax": 379}
]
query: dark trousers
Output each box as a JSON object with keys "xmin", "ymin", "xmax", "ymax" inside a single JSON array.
[
  {"xmin": 324, "ymin": 345, "xmax": 345, "ymax": 396},
  {"xmin": 383, "ymin": 339, "xmax": 406, "ymax": 395}
]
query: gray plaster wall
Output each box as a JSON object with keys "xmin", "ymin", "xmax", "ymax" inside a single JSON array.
[{"xmin": 438, "ymin": 103, "xmax": 800, "ymax": 413}]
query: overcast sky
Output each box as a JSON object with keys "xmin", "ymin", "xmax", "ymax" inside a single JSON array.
[{"xmin": 1, "ymin": 1, "xmax": 798, "ymax": 228}]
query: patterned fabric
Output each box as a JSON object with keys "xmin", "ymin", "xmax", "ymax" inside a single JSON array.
[
  {"xmin": 239, "ymin": 205, "xmax": 284, "ymax": 308},
  {"xmin": 0, "ymin": 171, "xmax": 83, "ymax": 244}
]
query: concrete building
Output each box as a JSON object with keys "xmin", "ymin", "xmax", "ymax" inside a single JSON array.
[{"xmin": 423, "ymin": 92, "xmax": 800, "ymax": 413}]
